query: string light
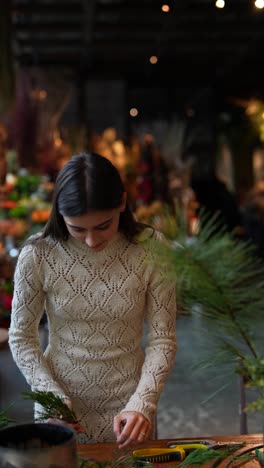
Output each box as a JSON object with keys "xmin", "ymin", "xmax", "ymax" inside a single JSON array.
[
  {"xmin": 215, "ymin": 0, "xmax": 225, "ymax": 8},
  {"xmin": 39, "ymin": 89, "xmax": 47, "ymax": 100},
  {"xmin": 149, "ymin": 55, "xmax": 158, "ymax": 64},
  {"xmin": 129, "ymin": 108, "xmax": 138, "ymax": 117},
  {"xmin": 214, "ymin": 0, "xmax": 264, "ymax": 10},
  {"xmin": 161, "ymin": 4, "xmax": 170, "ymax": 13}
]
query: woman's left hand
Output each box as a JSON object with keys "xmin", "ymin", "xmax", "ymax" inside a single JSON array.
[{"xmin": 113, "ymin": 411, "xmax": 152, "ymax": 448}]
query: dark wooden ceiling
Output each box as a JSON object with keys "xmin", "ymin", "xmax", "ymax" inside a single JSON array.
[{"xmin": 11, "ymin": 0, "xmax": 264, "ymax": 97}]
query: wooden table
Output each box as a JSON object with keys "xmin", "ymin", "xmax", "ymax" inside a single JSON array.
[{"xmin": 78, "ymin": 433, "xmax": 263, "ymax": 466}]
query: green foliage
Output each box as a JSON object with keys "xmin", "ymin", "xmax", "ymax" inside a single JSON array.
[
  {"xmin": 256, "ymin": 448, "xmax": 264, "ymax": 467},
  {"xmin": 0, "ymin": 403, "xmax": 15, "ymax": 429},
  {"xmin": 178, "ymin": 447, "xmax": 245, "ymax": 467},
  {"xmin": 14, "ymin": 175, "xmax": 42, "ymax": 197},
  {"xmin": 8, "ymin": 206, "xmax": 28, "ymax": 218},
  {"xmin": 22, "ymin": 391, "xmax": 79, "ymax": 424},
  {"xmin": 176, "ymin": 443, "xmax": 256, "ymax": 467},
  {"xmin": 151, "ymin": 212, "xmax": 264, "ymax": 412},
  {"xmin": 177, "ymin": 448, "xmax": 227, "ymax": 466},
  {"xmin": 237, "ymin": 356, "xmax": 264, "ymax": 413}
]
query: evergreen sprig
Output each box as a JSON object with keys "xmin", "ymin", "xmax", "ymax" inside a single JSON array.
[
  {"xmin": 0, "ymin": 403, "xmax": 15, "ymax": 429},
  {"xmin": 256, "ymin": 448, "xmax": 264, "ymax": 467},
  {"xmin": 237, "ymin": 355, "xmax": 264, "ymax": 412},
  {"xmin": 176, "ymin": 444, "xmax": 254, "ymax": 467},
  {"xmin": 22, "ymin": 390, "xmax": 79, "ymax": 424}
]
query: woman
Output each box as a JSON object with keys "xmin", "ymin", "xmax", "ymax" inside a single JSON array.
[{"xmin": 9, "ymin": 152, "xmax": 177, "ymax": 447}]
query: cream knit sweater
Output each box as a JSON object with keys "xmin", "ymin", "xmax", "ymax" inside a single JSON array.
[{"xmin": 9, "ymin": 230, "xmax": 177, "ymax": 443}]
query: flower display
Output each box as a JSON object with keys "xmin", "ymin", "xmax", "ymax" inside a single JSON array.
[
  {"xmin": 0, "ymin": 252, "xmax": 14, "ymax": 328},
  {"xmin": 0, "ymin": 218, "xmax": 28, "ymax": 238},
  {"xmin": 0, "ymin": 173, "xmax": 53, "ymax": 242},
  {"xmin": 31, "ymin": 208, "xmax": 51, "ymax": 224},
  {"xmin": 0, "ymin": 173, "xmax": 53, "ymax": 328},
  {"xmin": 134, "ymin": 201, "xmax": 178, "ymax": 240},
  {"xmin": 134, "ymin": 197, "xmax": 200, "ymax": 239}
]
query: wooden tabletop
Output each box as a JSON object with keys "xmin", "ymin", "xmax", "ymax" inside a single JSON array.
[{"xmin": 78, "ymin": 433, "xmax": 263, "ymax": 466}]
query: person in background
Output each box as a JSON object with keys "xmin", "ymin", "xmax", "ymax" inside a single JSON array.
[
  {"xmin": 9, "ymin": 152, "xmax": 177, "ymax": 447},
  {"xmin": 188, "ymin": 142, "xmax": 241, "ymax": 233}
]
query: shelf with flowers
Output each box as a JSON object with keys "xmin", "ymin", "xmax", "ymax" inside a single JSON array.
[{"xmin": 0, "ymin": 173, "xmax": 53, "ymax": 328}]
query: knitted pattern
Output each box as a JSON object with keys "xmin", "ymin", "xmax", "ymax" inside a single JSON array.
[{"xmin": 9, "ymin": 230, "xmax": 177, "ymax": 442}]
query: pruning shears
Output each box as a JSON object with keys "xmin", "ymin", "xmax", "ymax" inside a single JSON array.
[{"xmin": 133, "ymin": 442, "xmax": 211, "ymax": 463}]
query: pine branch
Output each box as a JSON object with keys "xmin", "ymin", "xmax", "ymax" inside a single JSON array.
[
  {"xmin": 153, "ymin": 216, "xmax": 263, "ymax": 359},
  {"xmin": 0, "ymin": 403, "xmax": 15, "ymax": 429},
  {"xmin": 151, "ymin": 211, "xmax": 264, "ymax": 410},
  {"xmin": 193, "ymin": 260, "xmax": 257, "ymax": 358},
  {"xmin": 176, "ymin": 443, "xmax": 253, "ymax": 467},
  {"xmin": 22, "ymin": 391, "xmax": 79, "ymax": 424},
  {"xmin": 224, "ymin": 444, "xmax": 264, "ymax": 467},
  {"xmin": 176, "ymin": 447, "xmax": 244, "ymax": 467}
]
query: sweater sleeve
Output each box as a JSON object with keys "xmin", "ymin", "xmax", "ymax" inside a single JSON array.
[
  {"xmin": 8, "ymin": 244, "xmax": 66, "ymax": 397},
  {"xmin": 123, "ymin": 240, "xmax": 177, "ymax": 422}
]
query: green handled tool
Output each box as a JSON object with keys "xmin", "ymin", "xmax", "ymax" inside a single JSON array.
[{"xmin": 133, "ymin": 442, "xmax": 210, "ymax": 464}]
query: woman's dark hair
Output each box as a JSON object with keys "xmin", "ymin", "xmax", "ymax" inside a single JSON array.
[{"xmin": 40, "ymin": 152, "xmax": 145, "ymax": 242}]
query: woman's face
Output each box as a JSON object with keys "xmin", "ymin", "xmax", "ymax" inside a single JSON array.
[{"xmin": 63, "ymin": 195, "xmax": 126, "ymax": 252}]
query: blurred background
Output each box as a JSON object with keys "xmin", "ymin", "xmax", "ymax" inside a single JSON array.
[{"xmin": 0, "ymin": 0, "xmax": 264, "ymax": 439}]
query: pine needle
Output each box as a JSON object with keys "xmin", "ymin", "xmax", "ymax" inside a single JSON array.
[
  {"xmin": 177, "ymin": 443, "xmax": 251, "ymax": 467},
  {"xmin": 0, "ymin": 403, "xmax": 15, "ymax": 428},
  {"xmin": 176, "ymin": 448, "xmax": 227, "ymax": 466},
  {"xmin": 200, "ymin": 380, "xmax": 233, "ymax": 405},
  {"xmin": 22, "ymin": 390, "xmax": 79, "ymax": 424},
  {"xmin": 255, "ymin": 448, "xmax": 264, "ymax": 467}
]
